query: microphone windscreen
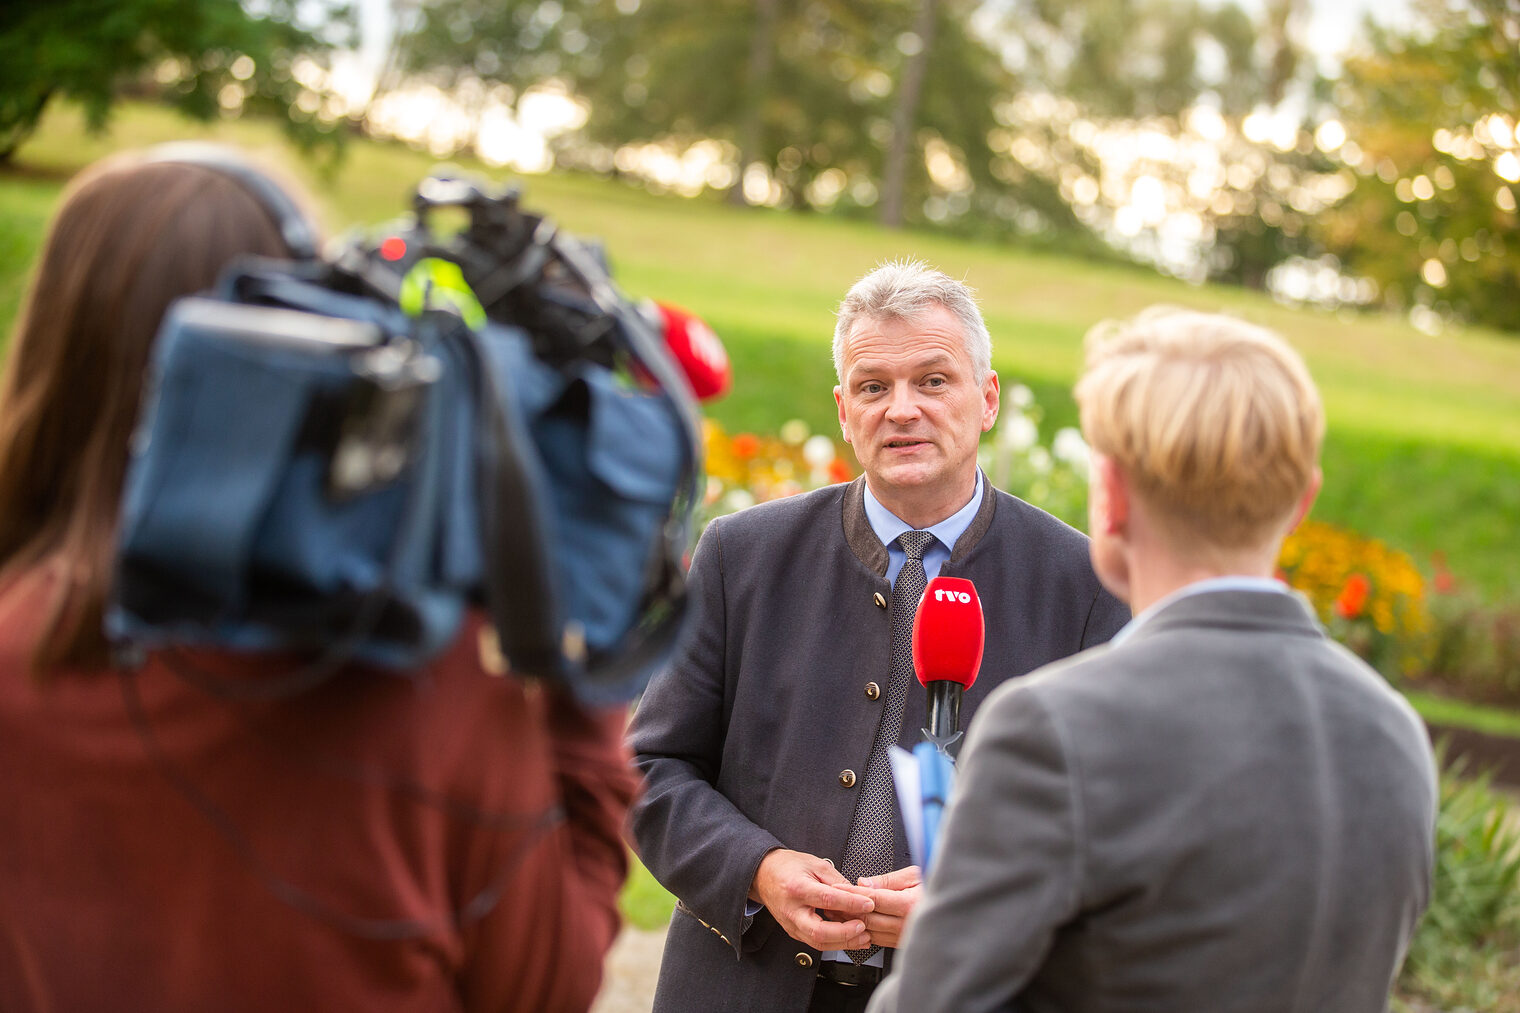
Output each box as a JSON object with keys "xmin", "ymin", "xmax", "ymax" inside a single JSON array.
[
  {"xmin": 653, "ymin": 301, "xmax": 731, "ymax": 402},
  {"xmin": 911, "ymin": 576, "xmax": 984, "ymax": 689}
]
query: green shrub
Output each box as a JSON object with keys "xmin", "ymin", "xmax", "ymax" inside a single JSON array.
[
  {"xmin": 1421, "ymin": 592, "xmax": 1520, "ymax": 708},
  {"xmin": 1395, "ymin": 753, "xmax": 1520, "ymax": 1012}
]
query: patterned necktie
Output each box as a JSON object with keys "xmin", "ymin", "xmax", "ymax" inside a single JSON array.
[{"xmin": 837, "ymin": 528, "xmax": 936, "ymax": 962}]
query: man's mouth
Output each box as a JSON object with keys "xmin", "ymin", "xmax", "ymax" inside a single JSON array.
[{"xmin": 885, "ymin": 439, "xmax": 928, "ymax": 449}]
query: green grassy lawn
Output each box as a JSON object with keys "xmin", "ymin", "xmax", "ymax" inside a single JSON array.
[
  {"xmin": 1406, "ymin": 690, "xmax": 1520, "ymax": 739},
  {"xmin": 4, "ymin": 102, "xmax": 1519, "ymax": 600},
  {"xmin": 620, "ymin": 853, "xmax": 677, "ymax": 931}
]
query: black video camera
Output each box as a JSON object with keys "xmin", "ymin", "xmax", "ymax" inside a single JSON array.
[{"xmin": 109, "ymin": 148, "xmax": 702, "ymax": 705}]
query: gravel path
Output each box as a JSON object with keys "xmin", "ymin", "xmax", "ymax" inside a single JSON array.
[{"xmin": 591, "ymin": 925, "xmax": 668, "ymax": 1013}]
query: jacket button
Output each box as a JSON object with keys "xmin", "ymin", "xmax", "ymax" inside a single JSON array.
[
  {"xmin": 873, "ymin": 592, "xmax": 887, "ymax": 609},
  {"xmin": 864, "ymin": 682, "xmax": 880, "ymax": 701},
  {"xmin": 839, "ymin": 769, "xmax": 857, "ymax": 788},
  {"xmin": 795, "ymin": 952, "xmax": 814, "ymax": 968}
]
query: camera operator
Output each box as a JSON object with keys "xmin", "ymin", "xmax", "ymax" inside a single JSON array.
[{"xmin": 0, "ymin": 149, "xmax": 637, "ymax": 1012}]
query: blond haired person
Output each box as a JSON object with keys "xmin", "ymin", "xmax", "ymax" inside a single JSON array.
[{"xmin": 868, "ymin": 309, "xmax": 1437, "ymax": 1013}]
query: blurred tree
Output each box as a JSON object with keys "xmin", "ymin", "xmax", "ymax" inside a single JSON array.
[
  {"xmin": 573, "ymin": 1, "xmax": 818, "ymax": 205},
  {"xmin": 981, "ymin": 0, "xmax": 1326, "ymax": 287},
  {"xmin": 1315, "ymin": 0, "xmax": 1520, "ymax": 332},
  {"xmin": 988, "ymin": 0, "xmax": 1306, "ymax": 117},
  {"xmin": 880, "ymin": 0, "xmax": 937, "ymax": 226},
  {"xmin": 574, "ymin": 0, "xmax": 883, "ymax": 208},
  {"xmin": 729, "ymin": 0, "xmax": 781, "ymax": 206},
  {"xmin": 886, "ymin": 0, "xmax": 1013, "ymax": 227},
  {"xmin": 387, "ymin": 0, "xmax": 594, "ymax": 107},
  {"xmin": 0, "ymin": 0, "xmax": 353, "ymax": 165},
  {"xmin": 572, "ymin": 0, "xmax": 1009, "ymax": 226}
]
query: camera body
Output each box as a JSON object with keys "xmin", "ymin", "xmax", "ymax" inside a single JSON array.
[{"xmin": 108, "ymin": 173, "xmax": 702, "ymax": 705}]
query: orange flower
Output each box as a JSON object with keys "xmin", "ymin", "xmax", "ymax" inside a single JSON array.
[
  {"xmin": 1335, "ymin": 573, "xmax": 1371, "ymax": 620},
  {"xmin": 731, "ymin": 433, "xmax": 761, "ymax": 460},
  {"xmin": 827, "ymin": 457, "xmax": 853, "ymax": 484}
]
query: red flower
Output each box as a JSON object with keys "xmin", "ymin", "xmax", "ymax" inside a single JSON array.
[
  {"xmin": 731, "ymin": 433, "xmax": 761, "ymax": 459},
  {"xmin": 827, "ymin": 457, "xmax": 853, "ymax": 484},
  {"xmin": 1335, "ymin": 573, "xmax": 1371, "ymax": 620},
  {"xmin": 1430, "ymin": 552, "xmax": 1456, "ymax": 594}
]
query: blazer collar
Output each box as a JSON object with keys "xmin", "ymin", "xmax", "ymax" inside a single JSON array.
[
  {"xmin": 1125, "ymin": 588, "xmax": 1326, "ymax": 645},
  {"xmin": 842, "ymin": 473, "xmax": 998, "ymax": 577}
]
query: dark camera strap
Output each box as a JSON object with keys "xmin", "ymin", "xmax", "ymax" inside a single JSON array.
[
  {"xmin": 445, "ymin": 321, "xmax": 564, "ymax": 678},
  {"xmin": 449, "ymin": 317, "xmax": 694, "ymax": 695}
]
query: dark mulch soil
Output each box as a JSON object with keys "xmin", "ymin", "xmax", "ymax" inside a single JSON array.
[{"xmin": 1428, "ymin": 722, "xmax": 1520, "ymax": 789}]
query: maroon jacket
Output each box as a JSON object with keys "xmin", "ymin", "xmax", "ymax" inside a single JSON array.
[{"xmin": 0, "ymin": 567, "xmax": 636, "ymax": 1012}]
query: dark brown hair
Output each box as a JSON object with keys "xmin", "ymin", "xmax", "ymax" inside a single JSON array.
[{"xmin": 0, "ymin": 151, "xmax": 306, "ymax": 672}]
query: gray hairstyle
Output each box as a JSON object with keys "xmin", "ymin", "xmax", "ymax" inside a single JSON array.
[{"xmin": 832, "ymin": 259, "xmax": 993, "ymax": 383}]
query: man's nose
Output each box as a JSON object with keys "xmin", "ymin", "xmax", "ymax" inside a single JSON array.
[{"xmin": 884, "ymin": 384, "xmax": 922, "ymax": 422}]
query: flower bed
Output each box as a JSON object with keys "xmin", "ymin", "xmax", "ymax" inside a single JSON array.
[
  {"xmin": 702, "ymin": 394, "xmax": 1515, "ymax": 709},
  {"xmin": 1277, "ymin": 520, "xmax": 1431, "ymax": 681}
]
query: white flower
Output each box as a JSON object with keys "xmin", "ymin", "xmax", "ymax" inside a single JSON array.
[
  {"xmin": 1008, "ymin": 383, "xmax": 1035, "ymax": 409},
  {"xmin": 998, "ymin": 413, "xmax": 1039, "ymax": 453},
  {"xmin": 1052, "ymin": 427, "xmax": 1090, "ymax": 469},
  {"xmin": 1028, "ymin": 447, "xmax": 1052, "ymax": 474},
  {"xmin": 723, "ymin": 489, "xmax": 756, "ymax": 512},
  {"xmin": 802, "ymin": 434, "xmax": 836, "ymax": 468},
  {"xmin": 779, "ymin": 419, "xmax": 811, "ymax": 446}
]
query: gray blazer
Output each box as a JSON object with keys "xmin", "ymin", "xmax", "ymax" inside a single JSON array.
[
  {"xmin": 867, "ymin": 589, "xmax": 1438, "ymax": 1013},
  {"xmin": 630, "ymin": 476, "xmax": 1128, "ymax": 1013}
]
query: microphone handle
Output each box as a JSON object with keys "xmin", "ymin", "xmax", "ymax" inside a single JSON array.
[{"xmin": 925, "ymin": 681, "xmax": 964, "ymax": 743}]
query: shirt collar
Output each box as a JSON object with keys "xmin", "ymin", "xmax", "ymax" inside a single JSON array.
[
  {"xmin": 1110, "ymin": 575, "xmax": 1289, "ymax": 647},
  {"xmin": 862, "ymin": 469, "xmax": 983, "ymax": 554}
]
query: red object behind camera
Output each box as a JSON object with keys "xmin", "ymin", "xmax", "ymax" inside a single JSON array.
[{"xmin": 650, "ymin": 301, "xmax": 731, "ymax": 402}]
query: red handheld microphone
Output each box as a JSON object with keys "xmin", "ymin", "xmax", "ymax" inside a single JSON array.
[
  {"xmin": 649, "ymin": 301, "xmax": 731, "ymax": 402},
  {"xmin": 911, "ymin": 576, "xmax": 985, "ymax": 751}
]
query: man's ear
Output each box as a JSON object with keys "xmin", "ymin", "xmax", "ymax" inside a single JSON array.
[
  {"xmin": 1090, "ymin": 454, "xmax": 1129, "ymax": 536},
  {"xmin": 980, "ymin": 371, "xmax": 1000, "ymax": 433},
  {"xmin": 1287, "ymin": 467, "xmax": 1322, "ymax": 534},
  {"xmin": 834, "ymin": 385, "xmax": 850, "ymax": 443}
]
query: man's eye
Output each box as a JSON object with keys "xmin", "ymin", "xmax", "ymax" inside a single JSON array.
[
  {"xmin": 862, "ymin": 383, "xmax": 885, "ymax": 394},
  {"xmin": 924, "ymin": 376, "xmax": 946, "ymax": 388}
]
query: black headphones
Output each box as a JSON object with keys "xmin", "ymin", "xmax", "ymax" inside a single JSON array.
[{"xmin": 145, "ymin": 142, "xmax": 320, "ymax": 261}]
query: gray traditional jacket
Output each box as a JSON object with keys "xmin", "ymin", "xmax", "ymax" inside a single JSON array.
[
  {"xmin": 868, "ymin": 590, "xmax": 1438, "ymax": 1013},
  {"xmin": 629, "ymin": 475, "xmax": 1127, "ymax": 1013}
]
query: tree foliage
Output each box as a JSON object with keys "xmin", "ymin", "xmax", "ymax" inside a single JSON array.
[
  {"xmin": 0, "ymin": 0, "xmax": 353, "ymax": 164},
  {"xmin": 390, "ymin": 0, "xmax": 594, "ymax": 103},
  {"xmin": 564, "ymin": 0, "xmax": 1011, "ymax": 226},
  {"xmin": 1314, "ymin": 0, "xmax": 1520, "ymax": 332},
  {"xmin": 988, "ymin": 0, "xmax": 1303, "ymax": 118}
]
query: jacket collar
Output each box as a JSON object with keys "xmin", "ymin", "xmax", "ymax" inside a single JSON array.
[
  {"xmin": 1125, "ymin": 588, "xmax": 1326, "ymax": 645},
  {"xmin": 842, "ymin": 473, "xmax": 998, "ymax": 577}
]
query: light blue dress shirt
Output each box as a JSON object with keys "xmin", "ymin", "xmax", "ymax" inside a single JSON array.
[{"xmin": 861, "ymin": 469, "xmax": 984, "ymax": 587}]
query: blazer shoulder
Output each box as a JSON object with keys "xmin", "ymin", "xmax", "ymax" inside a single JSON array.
[
  {"xmin": 981, "ymin": 642, "xmax": 1114, "ymax": 717},
  {"xmin": 706, "ymin": 483, "xmax": 846, "ymax": 551}
]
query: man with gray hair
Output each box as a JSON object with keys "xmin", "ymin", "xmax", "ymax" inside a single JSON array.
[{"xmin": 629, "ymin": 260, "xmax": 1127, "ymax": 1013}]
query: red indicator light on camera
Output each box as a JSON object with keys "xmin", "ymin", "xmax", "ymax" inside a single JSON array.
[{"xmin": 379, "ymin": 236, "xmax": 407, "ymax": 261}]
